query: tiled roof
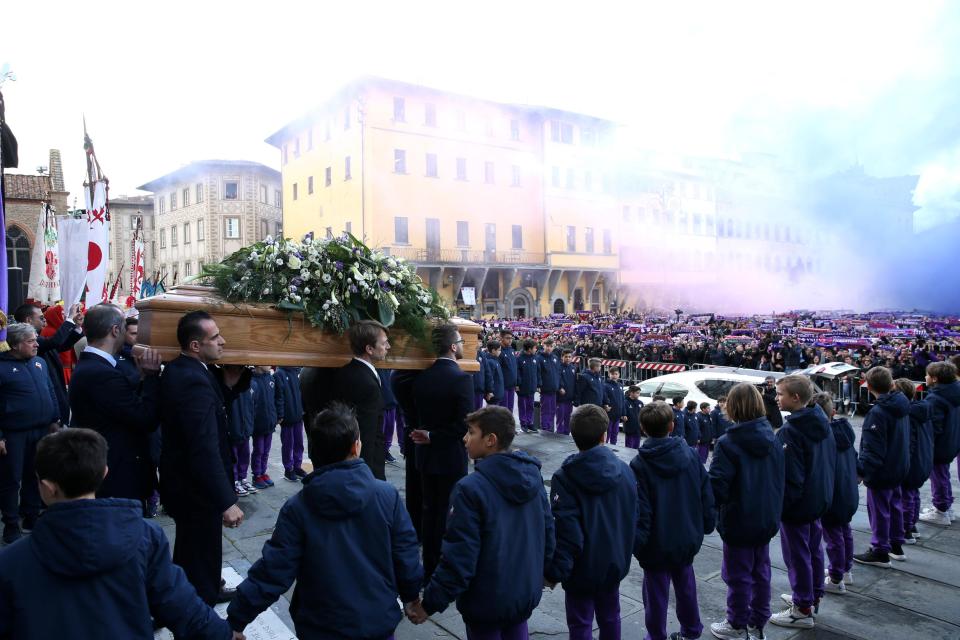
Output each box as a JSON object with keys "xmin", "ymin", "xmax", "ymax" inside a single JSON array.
[{"xmin": 2, "ymin": 173, "xmax": 52, "ymax": 201}]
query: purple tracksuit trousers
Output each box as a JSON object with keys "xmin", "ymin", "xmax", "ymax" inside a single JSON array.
[
  {"xmin": 822, "ymin": 521, "xmax": 854, "ymax": 581},
  {"xmin": 607, "ymin": 418, "xmax": 620, "ymax": 446},
  {"xmin": 280, "ymin": 421, "xmax": 304, "ymax": 472},
  {"xmin": 930, "ymin": 462, "xmax": 954, "ymax": 512},
  {"xmin": 779, "ymin": 521, "xmax": 825, "ymax": 609},
  {"xmin": 721, "ymin": 542, "xmax": 771, "ymax": 631},
  {"xmin": 251, "ymin": 432, "xmax": 272, "ymax": 477},
  {"xmin": 503, "ymin": 387, "xmax": 517, "ymax": 412},
  {"xmin": 867, "ymin": 486, "xmax": 904, "ymax": 552},
  {"xmin": 557, "ymin": 402, "xmax": 573, "ymax": 434},
  {"xmin": 232, "ymin": 439, "xmax": 251, "ymax": 482},
  {"xmin": 901, "ymin": 486, "xmax": 920, "ymax": 534},
  {"xmin": 518, "ymin": 395, "xmax": 535, "ymax": 428},
  {"xmin": 465, "ymin": 620, "xmax": 529, "ymax": 640},
  {"xmin": 642, "ymin": 564, "xmax": 702, "ymax": 640},
  {"xmin": 565, "ymin": 587, "xmax": 621, "ymax": 640},
  {"xmin": 382, "ymin": 407, "xmax": 405, "ymax": 451},
  {"xmin": 540, "ymin": 393, "xmax": 557, "ymax": 431}
]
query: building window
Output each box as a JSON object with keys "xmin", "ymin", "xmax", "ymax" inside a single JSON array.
[
  {"xmin": 456, "ymin": 157, "xmax": 467, "ymax": 180},
  {"xmin": 393, "ymin": 97, "xmax": 405, "ymax": 122},
  {"xmin": 425, "ymin": 153, "xmax": 438, "ymax": 178},
  {"xmin": 307, "ymin": 129, "xmax": 313, "ymax": 150},
  {"xmin": 585, "ymin": 227, "xmax": 594, "ymax": 253},
  {"xmin": 276, "ymin": 221, "xmax": 283, "ymax": 237},
  {"xmin": 225, "ymin": 217, "xmax": 240, "ymax": 239},
  {"xmin": 183, "ymin": 222, "xmax": 191, "ymax": 244},
  {"xmin": 223, "ymin": 181, "xmax": 239, "ymax": 200},
  {"xmin": 184, "ymin": 261, "xmax": 192, "ymax": 277},
  {"xmin": 457, "ymin": 221, "xmax": 469, "ymax": 246},
  {"xmin": 293, "ymin": 137, "xmax": 300, "ymax": 158},
  {"xmin": 484, "ymin": 161, "xmax": 494, "ymax": 184},
  {"xmin": 511, "ymin": 165, "xmax": 521, "ymax": 187},
  {"xmin": 345, "ymin": 221, "xmax": 352, "ymax": 234},
  {"xmin": 293, "ymin": 183, "xmax": 299, "ymax": 200},
  {"xmin": 197, "ymin": 219, "xmax": 204, "ymax": 241},
  {"xmin": 130, "ymin": 216, "xmax": 139, "ymax": 230},
  {"xmin": 171, "ymin": 225, "xmax": 178, "ymax": 247},
  {"xmin": 603, "ymin": 229, "xmax": 612, "ymax": 254},
  {"xmin": 160, "ymin": 228, "xmax": 166, "ymax": 249},
  {"xmin": 325, "ymin": 226, "xmax": 334, "ymax": 239},
  {"xmin": 343, "ymin": 105, "xmax": 350, "ymax": 130},
  {"xmin": 512, "ymin": 224, "xmax": 522, "ymax": 249},
  {"xmin": 183, "ymin": 188, "xmax": 190, "ymax": 207},
  {"xmin": 275, "ymin": 190, "xmax": 282, "ymax": 207},
  {"xmin": 510, "ymin": 119, "xmax": 520, "ymax": 141},
  {"xmin": 308, "ymin": 176, "xmax": 314, "ymax": 194},
  {"xmin": 260, "ymin": 220, "xmax": 269, "ymax": 239},
  {"xmin": 425, "ymin": 103, "xmax": 437, "ymax": 127},
  {"xmin": 394, "ymin": 216, "xmax": 409, "ymax": 244},
  {"xmin": 157, "ymin": 196, "xmax": 166, "ymax": 214},
  {"xmin": 196, "ymin": 182, "xmax": 204, "ymax": 202},
  {"xmin": 151, "ymin": 241, "xmax": 156, "ymax": 259},
  {"xmin": 344, "ymin": 156, "xmax": 351, "ymax": 180},
  {"xmin": 260, "ymin": 184, "xmax": 268, "ymax": 203},
  {"xmin": 170, "ymin": 192, "xmax": 177, "ymax": 210},
  {"xmin": 550, "ymin": 120, "xmax": 573, "ymax": 144},
  {"xmin": 326, "ymin": 166, "xmax": 333, "ymax": 187},
  {"xmin": 394, "ymin": 149, "xmax": 407, "ymax": 174},
  {"xmin": 551, "ymin": 166, "xmax": 560, "ymax": 188}
]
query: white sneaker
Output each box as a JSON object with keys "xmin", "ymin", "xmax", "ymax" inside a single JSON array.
[
  {"xmin": 241, "ymin": 479, "xmax": 258, "ymax": 494},
  {"xmin": 780, "ymin": 593, "xmax": 818, "ymax": 617},
  {"xmin": 769, "ymin": 604, "xmax": 814, "ymax": 629},
  {"xmin": 919, "ymin": 508, "xmax": 951, "ymax": 526},
  {"xmin": 710, "ymin": 620, "xmax": 748, "ymax": 639},
  {"xmin": 747, "ymin": 626, "xmax": 765, "ymax": 640},
  {"xmin": 824, "ymin": 577, "xmax": 846, "ymax": 594},
  {"xmin": 234, "ymin": 481, "xmax": 249, "ymax": 497},
  {"xmin": 824, "ymin": 568, "xmax": 853, "ymax": 585}
]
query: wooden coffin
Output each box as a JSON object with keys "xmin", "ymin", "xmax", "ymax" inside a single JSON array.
[{"xmin": 135, "ymin": 285, "xmax": 481, "ymax": 372}]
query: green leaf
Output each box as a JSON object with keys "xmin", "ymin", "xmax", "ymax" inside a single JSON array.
[
  {"xmin": 276, "ymin": 300, "xmax": 306, "ymax": 312},
  {"xmin": 378, "ymin": 302, "xmax": 395, "ymax": 327}
]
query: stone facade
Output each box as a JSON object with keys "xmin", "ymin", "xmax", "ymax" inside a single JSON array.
[
  {"xmin": 107, "ymin": 195, "xmax": 155, "ymax": 298},
  {"xmin": 137, "ymin": 160, "xmax": 282, "ymax": 285}
]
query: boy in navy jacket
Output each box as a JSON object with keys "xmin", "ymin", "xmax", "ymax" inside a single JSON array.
[
  {"xmin": 274, "ymin": 366, "xmax": 306, "ymax": 482},
  {"xmin": 671, "ymin": 397, "xmax": 687, "ymax": 442},
  {"xmin": 473, "ymin": 348, "xmax": 493, "ymax": 410},
  {"xmin": 224, "ymin": 365, "xmax": 257, "ymax": 497},
  {"xmin": 920, "ymin": 361, "xmax": 960, "ymax": 526},
  {"xmin": 624, "ymin": 386, "xmax": 644, "ymax": 449},
  {"xmin": 411, "ymin": 406, "xmax": 555, "ymax": 637},
  {"xmin": 770, "ymin": 375, "xmax": 836, "ymax": 630},
  {"xmin": 557, "ymin": 350, "xmax": 578, "ymax": 434},
  {"xmin": 709, "ymin": 384, "xmax": 784, "ymax": 640},
  {"xmin": 712, "ymin": 397, "xmax": 733, "ymax": 441},
  {"xmin": 485, "ymin": 342, "xmax": 505, "ymax": 406},
  {"xmin": 603, "ymin": 368, "xmax": 627, "ymax": 446},
  {"xmin": 517, "ymin": 340, "xmax": 542, "ymax": 432},
  {"xmin": 498, "ymin": 330, "xmax": 520, "ymax": 413},
  {"xmin": 0, "ymin": 428, "xmax": 229, "ymax": 640},
  {"xmin": 684, "ymin": 401, "xmax": 701, "ymax": 453},
  {"xmin": 811, "ymin": 393, "xmax": 859, "ymax": 594},
  {"xmin": 894, "ymin": 378, "xmax": 933, "ymax": 544},
  {"xmin": 546, "ymin": 404, "xmax": 646, "ymax": 640},
  {"xmin": 250, "ymin": 366, "xmax": 283, "ymax": 489},
  {"xmin": 632, "ymin": 402, "xmax": 715, "ymax": 640},
  {"xmin": 698, "ymin": 403, "xmax": 713, "ymax": 464},
  {"xmin": 854, "ymin": 366, "xmax": 911, "ymax": 567},
  {"xmin": 228, "ymin": 403, "xmax": 423, "ymax": 639},
  {"xmin": 576, "ymin": 358, "xmax": 605, "ymax": 407},
  {"xmin": 538, "ymin": 339, "xmax": 561, "ymax": 432}
]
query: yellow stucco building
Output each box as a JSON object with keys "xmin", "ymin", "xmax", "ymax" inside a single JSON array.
[{"xmin": 266, "ymin": 77, "xmax": 620, "ymax": 318}]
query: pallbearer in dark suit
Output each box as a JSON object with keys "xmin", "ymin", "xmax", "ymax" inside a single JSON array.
[
  {"xmin": 329, "ymin": 320, "xmax": 389, "ymax": 480},
  {"xmin": 68, "ymin": 304, "xmax": 161, "ymax": 511},
  {"xmin": 411, "ymin": 324, "xmax": 474, "ymax": 579},
  {"xmin": 159, "ymin": 311, "xmax": 244, "ymax": 606}
]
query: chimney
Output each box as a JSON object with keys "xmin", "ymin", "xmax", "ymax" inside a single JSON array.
[{"xmin": 48, "ymin": 149, "xmax": 65, "ymax": 192}]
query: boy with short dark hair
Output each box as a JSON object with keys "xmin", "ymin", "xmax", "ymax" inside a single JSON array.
[
  {"xmin": 538, "ymin": 339, "xmax": 561, "ymax": 432},
  {"xmin": 0, "ymin": 429, "xmax": 230, "ymax": 640},
  {"xmin": 624, "ymin": 386, "xmax": 644, "ymax": 449},
  {"xmin": 412, "ymin": 406, "xmax": 555, "ymax": 638},
  {"xmin": 684, "ymin": 400, "xmax": 701, "ymax": 453},
  {"xmin": 227, "ymin": 403, "xmax": 423, "ymax": 639},
  {"xmin": 770, "ymin": 375, "xmax": 836, "ymax": 630},
  {"xmin": 811, "ymin": 393, "xmax": 858, "ymax": 594},
  {"xmin": 498, "ymin": 330, "xmax": 520, "ymax": 413},
  {"xmin": 576, "ymin": 358, "xmax": 605, "ymax": 407},
  {"xmin": 517, "ymin": 339, "xmax": 542, "ymax": 433},
  {"xmin": 632, "ymin": 402, "xmax": 715, "ymax": 640},
  {"xmin": 485, "ymin": 341, "xmax": 505, "ymax": 407},
  {"xmin": 919, "ymin": 361, "xmax": 960, "ymax": 526},
  {"xmin": 712, "ymin": 397, "xmax": 733, "ymax": 441},
  {"xmin": 603, "ymin": 368, "xmax": 628, "ymax": 446},
  {"xmin": 557, "ymin": 350, "xmax": 578, "ymax": 435},
  {"xmin": 895, "ymin": 378, "xmax": 933, "ymax": 544},
  {"xmin": 698, "ymin": 402, "xmax": 714, "ymax": 464},
  {"xmin": 546, "ymin": 404, "xmax": 646, "ymax": 639},
  {"xmin": 854, "ymin": 367, "xmax": 911, "ymax": 567},
  {"xmin": 671, "ymin": 397, "xmax": 688, "ymax": 442}
]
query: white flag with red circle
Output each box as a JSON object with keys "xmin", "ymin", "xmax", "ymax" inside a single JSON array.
[{"xmin": 85, "ymin": 179, "xmax": 109, "ymax": 303}]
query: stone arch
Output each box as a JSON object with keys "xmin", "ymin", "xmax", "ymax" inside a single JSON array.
[
  {"xmin": 505, "ymin": 287, "xmax": 535, "ymax": 318},
  {"xmin": 552, "ymin": 298, "xmax": 565, "ymax": 314}
]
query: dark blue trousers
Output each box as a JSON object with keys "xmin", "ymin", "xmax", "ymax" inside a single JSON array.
[{"xmin": 0, "ymin": 426, "xmax": 46, "ymax": 527}]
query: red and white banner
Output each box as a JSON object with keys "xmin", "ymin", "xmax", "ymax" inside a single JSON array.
[
  {"xmin": 85, "ymin": 180, "xmax": 109, "ymax": 303},
  {"xmin": 636, "ymin": 362, "xmax": 687, "ymax": 372},
  {"xmin": 127, "ymin": 217, "xmax": 145, "ymax": 307},
  {"xmin": 27, "ymin": 204, "xmax": 61, "ymax": 304}
]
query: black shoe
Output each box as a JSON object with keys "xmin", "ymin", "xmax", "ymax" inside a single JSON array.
[
  {"xmin": 890, "ymin": 542, "xmax": 906, "ymax": 561},
  {"xmin": 385, "ymin": 452, "xmax": 397, "ymax": 463},
  {"xmin": 215, "ymin": 586, "xmax": 237, "ymax": 603},
  {"xmin": 293, "ymin": 467, "xmax": 308, "ymax": 478},
  {"xmin": 283, "ymin": 469, "xmax": 300, "ymax": 483},
  {"xmin": 2, "ymin": 524, "xmax": 22, "ymax": 545},
  {"xmin": 854, "ymin": 547, "xmax": 891, "ymax": 568},
  {"xmin": 20, "ymin": 516, "xmax": 38, "ymax": 533}
]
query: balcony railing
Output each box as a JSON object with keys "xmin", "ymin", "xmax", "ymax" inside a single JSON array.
[{"xmin": 387, "ymin": 247, "xmax": 547, "ymax": 265}]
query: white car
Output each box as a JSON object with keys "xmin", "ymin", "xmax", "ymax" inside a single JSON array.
[{"xmin": 630, "ymin": 367, "xmax": 819, "ymax": 409}]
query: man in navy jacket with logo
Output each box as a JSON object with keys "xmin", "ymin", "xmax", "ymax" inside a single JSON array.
[
  {"xmin": 557, "ymin": 350, "xmax": 578, "ymax": 434},
  {"xmin": 498, "ymin": 330, "xmax": 519, "ymax": 413},
  {"xmin": 517, "ymin": 340, "xmax": 542, "ymax": 432},
  {"xmin": 538, "ymin": 339, "xmax": 561, "ymax": 432},
  {"xmin": 0, "ymin": 323, "xmax": 60, "ymax": 545}
]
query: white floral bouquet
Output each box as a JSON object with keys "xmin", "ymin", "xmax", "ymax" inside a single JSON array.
[{"xmin": 199, "ymin": 233, "xmax": 449, "ymax": 337}]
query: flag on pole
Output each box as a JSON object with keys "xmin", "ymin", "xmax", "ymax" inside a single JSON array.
[
  {"xmin": 83, "ymin": 122, "xmax": 109, "ymax": 304},
  {"xmin": 127, "ymin": 216, "xmax": 144, "ymax": 307},
  {"xmin": 58, "ymin": 216, "xmax": 89, "ymax": 306},
  {"xmin": 27, "ymin": 203, "xmax": 61, "ymax": 304}
]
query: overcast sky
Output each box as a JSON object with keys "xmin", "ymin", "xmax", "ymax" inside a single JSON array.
[{"xmin": 3, "ymin": 0, "xmax": 958, "ymax": 232}]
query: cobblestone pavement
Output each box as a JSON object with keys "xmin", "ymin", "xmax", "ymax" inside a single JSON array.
[{"xmin": 153, "ymin": 414, "xmax": 960, "ymax": 639}]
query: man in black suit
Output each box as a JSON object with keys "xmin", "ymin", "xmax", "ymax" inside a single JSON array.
[
  {"xmin": 14, "ymin": 303, "xmax": 84, "ymax": 425},
  {"xmin": 411, "ymin": 324, "xmax": 473, "ymax": 579},
  {"xmin": 159, "ymin": 311, "xmax": 243, "ymax": 606},
  {"xmin": 68, "ymin": 304, "xmax": 161, "ymax": 511},
  {"xmin": 329, "ymin": 320, "xmax": 390, "ymax": 480}
]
